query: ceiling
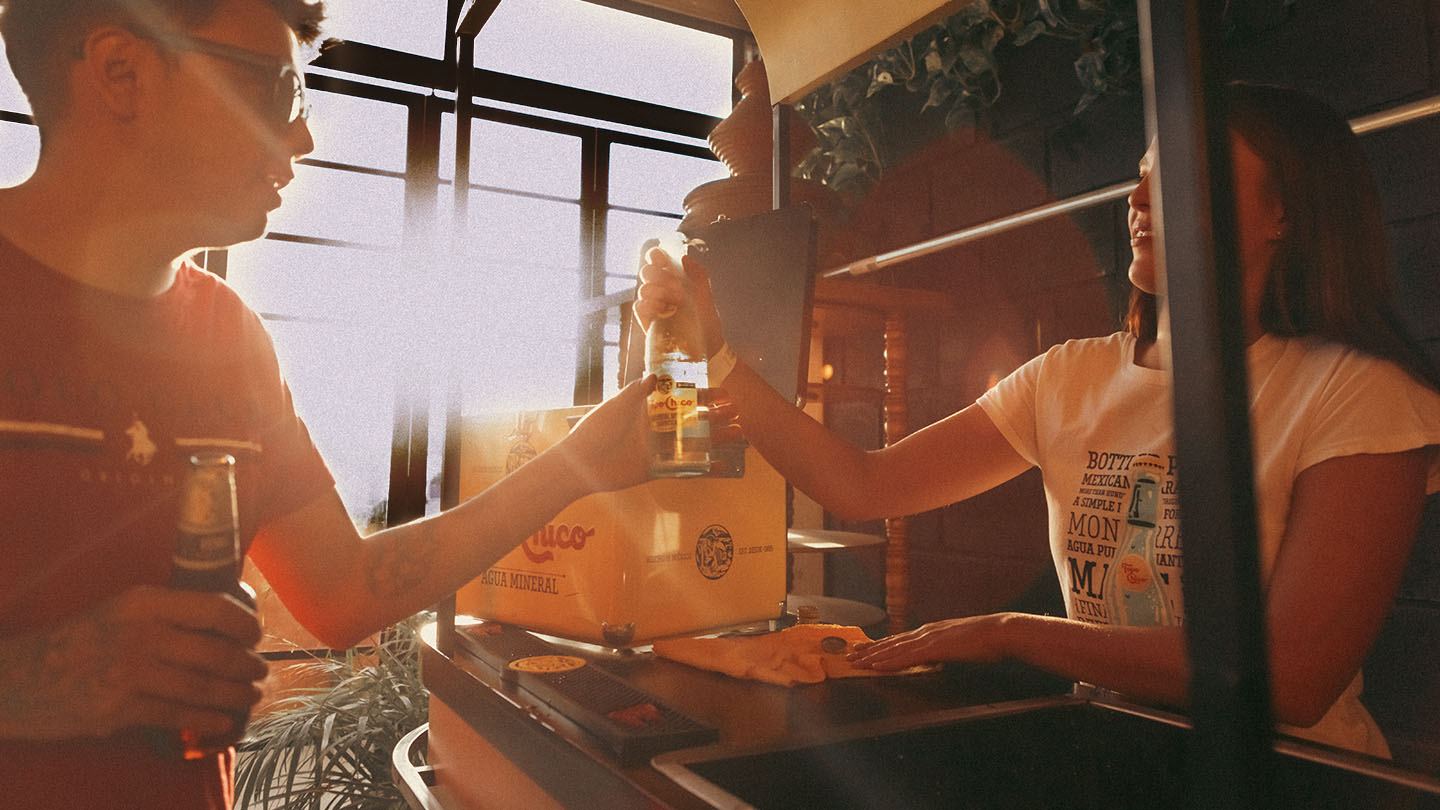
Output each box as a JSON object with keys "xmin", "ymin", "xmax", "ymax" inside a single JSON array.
[
  {"xmin": 611, "ymin": 0, "xmax": 965, "ymax": 104},
  {"xmin": 608, "ymin": 0, "xmax": 750, "ymax": 31}
]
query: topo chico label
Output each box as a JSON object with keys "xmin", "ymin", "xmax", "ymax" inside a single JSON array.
[
  {"xmin": 523, "ymin": 522, "xmax": 593, "ymax": 564},
  {"xmin": 648, "ymin": 374, "xmax": 698, "ymax": 433}
]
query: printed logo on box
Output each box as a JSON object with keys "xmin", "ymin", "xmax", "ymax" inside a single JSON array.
[
  {"xmin": 695, "ymin": 524, "xmax": 734, "ymax": 580},
  {"xmin": 523, "ymin": 522, "xmax": 593, "ymax": 564}
]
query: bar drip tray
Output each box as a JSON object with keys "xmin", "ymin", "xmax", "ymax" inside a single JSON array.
[{"xmin": 454, "ymin": 622, "xmax": 718, "ymax": 765}]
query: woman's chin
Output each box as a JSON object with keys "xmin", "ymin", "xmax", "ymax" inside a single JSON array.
[{"xmin": 1128, "ymin": 256, "xmax": 1158, "ymax": 295}]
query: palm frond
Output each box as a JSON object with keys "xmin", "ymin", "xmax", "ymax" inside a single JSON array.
[{"xmin": 235, "ymin": 613, "xmax": 431, "ymax": 810}]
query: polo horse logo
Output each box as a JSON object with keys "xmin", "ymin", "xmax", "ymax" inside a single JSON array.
[{"xmin": 125, "ymin": 416, "xmax": 157, "ymax": 466}]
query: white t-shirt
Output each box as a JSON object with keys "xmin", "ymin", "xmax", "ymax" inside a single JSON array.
[{"xmin": 977, "ymin": 331, "xmax": 1440, "ymax": 756}]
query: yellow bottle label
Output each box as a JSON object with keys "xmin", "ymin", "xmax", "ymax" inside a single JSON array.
[{"xmin": 648, "ymin": 375, "xmax": 698, "ymax": 433}]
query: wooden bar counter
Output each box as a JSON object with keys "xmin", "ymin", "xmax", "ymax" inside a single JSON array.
[{"xmin": 410, "ymin": 621, "xmax": 1073, "ymax": 810}]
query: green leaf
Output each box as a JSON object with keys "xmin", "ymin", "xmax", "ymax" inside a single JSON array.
[
  {"xmin": 958, "ymin": 44, "xmax": 994, "ymax": 74},
  {"xmin": 922, "ymin": 76, "xmax": 956, "ymax": 112},
  {"xmin": 923, "ymin": 45, "xmax": 944, "ymax": 75},
  {"xmin": 829, "ymin": 163, "xmax": 869, "ymax": 191},
  {"xmin": 944, "ymin": 101, "xmax": 977, "ymax": 131},
  {"xmin": 1013, "ymin": 18, "xmax": 1049, "ymax": 45},
  {"xmin": 867, "ymin": 70, "xmax": 895, "ymax": 98},
  {"xmin": 817, "ymin": 116, "xmax": 856, "ymax": 139},
  {"xmin": 1037, "ymin": 0, "xmax": 1061, "ymax": 26}
]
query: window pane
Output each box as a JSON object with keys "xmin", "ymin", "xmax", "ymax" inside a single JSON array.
[
  {"xmin": 0, "ymin": 122, "xmax": 38, "ymax": 188},
  {"xmin": 440, "ymin": 114, "xmax": 582, "ymax": 199},
  {"xmin": 475, "ymin": 0, "xmax": 734, "ymax": 117},
  {"xmin": 442, "ymin": 257, "xmax": 582, "ymax": 412},
  {"xmin": 268, "ymin": 164, "xmax": 406, "ymax": 246},
  {"xmin": 606, "ymin": 208, "xmax": 682, "ymax": 283},
  {"xmin": 610, "ymin": 144, "xmax": 726, "ymax": 212},
  {"xmin": 261, "ymin": 317, "xmax": 397, "ymax": 526},
  {"xmin": 320, "ymin": 0, "xmax": 449, "ymax": 58},
  {"xmin": 306, "ymin": 89, "xmax": 410, "ymax": 173},
  {"xmin": 0, "ymin": 39, "xmax": 31, "ymax": 115},
  {"xmin": 454, "ymin": 190, "xmax": 582, "ymax": 268},
  {"xmin": 602, "ymin": 343, "xmax": 621, "ymax": 400},
  {"xmin": 224, "ymin": 239, "xmax": 404, "ymax": 322},
  {"xmin": 427, "ymin": 187, "xmax": 584, "ymax": 412}
]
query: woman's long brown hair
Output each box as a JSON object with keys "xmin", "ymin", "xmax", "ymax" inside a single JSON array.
[{"xmin": 1125, "ymin": 82, "xmax": 1440, "ymax": 390}]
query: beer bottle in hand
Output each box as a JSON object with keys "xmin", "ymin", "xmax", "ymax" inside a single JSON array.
[
  {"xmin": 644, "ymin": 233, "xmax": 711, "ymax": 477},
  {"xmin": 154, "ymin": 452, "xmax": 255, "ymax": 758}
]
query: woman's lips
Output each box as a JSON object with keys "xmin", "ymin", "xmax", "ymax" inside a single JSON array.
[{"xmin": 1130, "ymin": 228, "xmax": 1153, "ymax": 246}]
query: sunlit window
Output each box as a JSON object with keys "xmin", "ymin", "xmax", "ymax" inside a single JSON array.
[
  {"xmin": 0, "ymin": 122, "xmax": 38, "ymax": 188},
  {"xmin": 0, "ymin": 39, "xmax": 29, "ymax": 114},
  {"xmin": 0, "ymin": 39, "xmax": 38, "ymax": 189},
  {"xmin": 321, "ymin": 0, "xmax": 451, "ymax": 58},
  {"xmin": 224, "ymin": 88, "xmax": 412, "ymax": 529},
  {"xmin": 476, "ymin": 0, "xmax": 734, "ymax": 117},
  {"xmin": 440, "ymin": 116, "xmax": 584, "ymax": 197},
  {"xmin": 0, "ymin": 7, "xmax": 737, "ymax": 529}
]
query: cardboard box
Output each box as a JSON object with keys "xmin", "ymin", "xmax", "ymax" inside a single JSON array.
[{"xmin": 454, "ymin": 407, "xmax": 786, "ymax": 646}]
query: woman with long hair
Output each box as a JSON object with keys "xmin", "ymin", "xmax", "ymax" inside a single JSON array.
[{"xmin": 635, "ymin": 82, "xmax": 1440, "ymax": 757}]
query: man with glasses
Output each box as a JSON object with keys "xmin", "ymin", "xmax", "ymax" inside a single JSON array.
[{"xmin": 0, "ymin": 1, "xmax": 654, "ymax": 807}]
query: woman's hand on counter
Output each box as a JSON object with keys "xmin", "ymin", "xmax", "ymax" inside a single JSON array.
[{"xmin": 847, "ymin": 613, "xmax": 1015, "ymax": 671}]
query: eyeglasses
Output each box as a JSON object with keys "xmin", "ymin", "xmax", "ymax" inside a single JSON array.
[{"xmin": 153, "ymin": 34, "xmax": 311, "ymax": 128}]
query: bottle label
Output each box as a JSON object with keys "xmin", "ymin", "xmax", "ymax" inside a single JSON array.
[
  {"xmin": 648, "ymin": 375, "xmax": 699, "ymax": 433},
  {"xmin": 172, "ymin": 531, "xmax": 238, "ymax": 572},
  {"xmin": 177, "ymin": 465, "xmax": 235, "ymax": 536},
  {"xmin": 173, "ymin": 456, "xmax": 238, "ymax": 577},
  {"xmin": 1117, "ymin": 553, "xmax": 1152, "ymax": 592}
]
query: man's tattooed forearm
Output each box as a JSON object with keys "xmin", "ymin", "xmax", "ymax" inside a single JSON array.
[{"xmin": 364, "ymin": 521, "xmax": 439, "ymax": 600}]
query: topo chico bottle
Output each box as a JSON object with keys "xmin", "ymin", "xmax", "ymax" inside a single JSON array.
[
  {"xmin": 644, "ymin": 233, "xmax": 710, "ymax": 477},
  {"xmin": 1102, "ymin": 457, "xmax": 1172, "ymax": 626}
]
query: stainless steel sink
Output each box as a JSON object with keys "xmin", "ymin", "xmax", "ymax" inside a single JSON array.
[{"xmin": 653, "ymin": 694, "xmax": 1440, "ymax": 810}]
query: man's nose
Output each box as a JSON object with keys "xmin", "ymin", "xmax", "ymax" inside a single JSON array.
[{"xmin": 289, "ymin": 116, "xmax": 315, "ymax": 160}]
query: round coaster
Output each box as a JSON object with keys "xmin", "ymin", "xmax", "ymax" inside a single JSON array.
[{"xmin": 508, "ymin": 655, "xmax": 587, "ymax": 674}]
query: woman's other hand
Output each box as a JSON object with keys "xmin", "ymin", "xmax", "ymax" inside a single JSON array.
[{"xmin": 847, "ymin": 614, "xmax": 1013, "ymax": 671}]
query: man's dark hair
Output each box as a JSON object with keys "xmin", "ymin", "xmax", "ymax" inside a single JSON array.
[{"xmin": 0, "ymin": 0, "xmax": 326, "ymax": 126}]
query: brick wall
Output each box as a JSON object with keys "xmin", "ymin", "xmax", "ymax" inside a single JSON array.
[{"xmin": 815, "ymin": 0, "xmax": 1440, "ymax": 769}]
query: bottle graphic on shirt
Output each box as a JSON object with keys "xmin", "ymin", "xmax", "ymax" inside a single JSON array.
[{"xmin": 1103, "ymin": 458, "xmax": 1171, "ymax": 626}]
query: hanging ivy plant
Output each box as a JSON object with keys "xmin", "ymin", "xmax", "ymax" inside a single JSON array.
[
  {"xmin": 794, "ymin": 0, "xmax": 1301, "ymax": 197},
  {"xmin": 794, "ymin": 0, "xmax": 1141, "ymax": 196}
]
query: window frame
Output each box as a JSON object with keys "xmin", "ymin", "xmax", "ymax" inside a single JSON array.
[{"xmin": 0, "ymin": 4, "xmax": 744, "ymax": 531}]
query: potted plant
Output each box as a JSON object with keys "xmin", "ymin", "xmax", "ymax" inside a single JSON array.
[{"xmin": 234, "ymin": 612, "xmax": 431, "ymax": 810}]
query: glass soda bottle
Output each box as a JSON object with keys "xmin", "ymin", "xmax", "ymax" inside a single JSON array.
[
  {"xmin": 1102, "ymin": 458, "xmax": 1172, "ymax": 626},
  {"xmin": 644, "ymin": 232, "xmax": 710, "ymax": 477}
]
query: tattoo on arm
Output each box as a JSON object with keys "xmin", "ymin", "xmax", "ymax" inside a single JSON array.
[
  {"xmin": 363, "ymin": 520, "xmax": 439, "ymax": 601},
  {"xmin": 1, "ymin": 617, "xmax": 113, "ymax": 731}
]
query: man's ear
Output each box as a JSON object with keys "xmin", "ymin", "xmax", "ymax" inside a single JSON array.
[{"xmin": 76, "ymin": 26, "xmax": 155, "ymax": 122}]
